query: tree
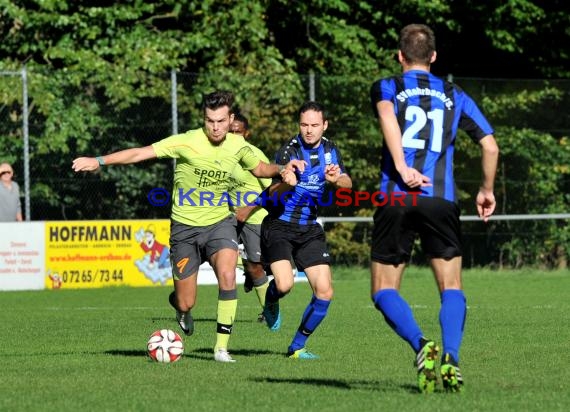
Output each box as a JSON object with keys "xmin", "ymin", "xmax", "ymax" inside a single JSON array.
[
  {"xmin": 0, "ymin": 0, "xmax": 568, "ymax": 267},
  {"xmin": 0, "ymin": 1, "xmax": 301, "ymax": 219}
]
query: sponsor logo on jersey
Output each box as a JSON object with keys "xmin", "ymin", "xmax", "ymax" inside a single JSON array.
[{"xmin": 396, "ymin": 87, "xmax": 453, "ymax": 109}]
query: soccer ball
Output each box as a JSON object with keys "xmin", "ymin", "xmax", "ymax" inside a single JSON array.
[{"xmin": 147, "ymin": 329, "xmax": 184, "ymax": 363}]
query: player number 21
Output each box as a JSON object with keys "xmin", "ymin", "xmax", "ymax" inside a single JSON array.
[{"xmin": 402, "ymin": 106, "xmax": 444, "ymax": 153}]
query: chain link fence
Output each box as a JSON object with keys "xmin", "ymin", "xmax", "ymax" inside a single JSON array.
[{"xmin": 1, "ymin": 69, "xmax": 569, "ymax": 267}]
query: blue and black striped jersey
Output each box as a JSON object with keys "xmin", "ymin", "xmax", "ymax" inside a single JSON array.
[
  {"xmin": 270, "ymin": 135, "xmax": 347, "ymax": 225},
  {"xmin": 370, "ymin": 69, "xmax": 494, "ymax": 202}
]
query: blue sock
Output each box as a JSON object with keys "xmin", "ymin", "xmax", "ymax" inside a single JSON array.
[
  {"xmin": 265, "ymin": 279, "xmax": 285, "ymax": 303},
  {"xmin": 373, "ymin": 289, "xmax": 423, "ymax": 352},
  {"xmin": 439, "ymin": 289, "xmax": 466, "ymax": 363},
  {"xmin": 288, "ymin": 296, "xmax": 331, "ymax": 352}
]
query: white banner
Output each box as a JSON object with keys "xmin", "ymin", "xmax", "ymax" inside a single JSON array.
[{"xmin": 0, "ymin": 222, "xmax": 45, "ymax": 290}]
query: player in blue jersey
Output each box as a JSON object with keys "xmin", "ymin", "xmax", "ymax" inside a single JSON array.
[
  {"xmin": 369, "ymin": 24, "xmax": 499, "ymax": 392},
  {"xmin": 260, "ymin": 101, "xmax": 352, "ymax": 359}
]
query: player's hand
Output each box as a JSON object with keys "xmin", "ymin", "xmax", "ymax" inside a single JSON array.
[
  {"xmin": 476, "ymin": 189, "xmax": 496, "ymax": 222},
  {"xmin": 235, "ymin": 206, "xmax": 256, "ymax": 223},
  {"xmin": 281, "ymin": 169, "xmax": 298, "ymax": 186},
  {"xmin": 72, "ymin": 157, "xmax": 100, "ymax": 172},
  {"xmin": 324, "ymin": 164, "xmax": 341, "ymax": 183},
  {"xmin": 285, "ymin": 159, "xmax": 306, "ymax": 173},
  {"xmin": 400, "ymin": 166, "xmax": 431, "ymax": 188}
]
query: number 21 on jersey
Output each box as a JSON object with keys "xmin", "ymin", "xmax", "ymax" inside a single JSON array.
[{"xmin": 402, "ymin": 106, "xmax": 444, "ymax": 153}]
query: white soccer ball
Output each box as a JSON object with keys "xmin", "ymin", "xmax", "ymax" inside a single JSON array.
[{"xmin": 147, "ymin": 329, "xmax": 184, "ymax": 363}]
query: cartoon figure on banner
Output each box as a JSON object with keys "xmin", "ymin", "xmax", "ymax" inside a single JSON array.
[
  {"xmin": 47, "ymin": 270, "xmax": 62, "ymax": 289},
  {"xmin": 134, "ymin": 224, "xmax": 171, "ymax": 284}
]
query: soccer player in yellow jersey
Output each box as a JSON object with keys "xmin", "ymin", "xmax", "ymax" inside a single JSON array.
[
  {"xmin": 228, "ymin": 113, "xmax": 271, "ymax": 321},
  {"xmin": 72, "ymin": 90, "xmax": 304, "ymax": 362}
]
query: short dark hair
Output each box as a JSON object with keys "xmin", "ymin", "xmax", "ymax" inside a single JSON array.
[
  {"xmin": 232, "ymin": 112, "xmax": 249, "ymax": 129},
  {"xmin": 399, "ymin": 24, "xmax": 436, "ymax": 65},
  {"xmin": 202, "ymin": 90, "xmax": 234, "ymax": 113},
  {"xmin": 298, "ymin": 101, "xmax": 327, "ymax": 122}
]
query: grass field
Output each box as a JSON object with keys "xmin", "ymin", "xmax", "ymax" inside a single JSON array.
[{"xmin": 1, "ymin": 268, "xmax": 569, "ymax": 411}]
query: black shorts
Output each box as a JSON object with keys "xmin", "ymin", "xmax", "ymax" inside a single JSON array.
[
  {"xmin": 370, "ymin": 195, "xmax": 462, "ymax": 264},
  {"xmin": 261, "ymin": 218, "xmax": 330, "ymax": 271},
  {"xmin": 169, "ymin": 215, "xmax": 238, "ymax": 280}
]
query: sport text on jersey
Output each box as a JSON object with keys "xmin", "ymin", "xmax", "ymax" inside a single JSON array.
[{"xmin": 193, "ymin": 168, "xmax": 230, "ymax": 188}]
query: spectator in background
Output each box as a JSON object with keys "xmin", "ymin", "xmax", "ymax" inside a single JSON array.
[{"xmin": 0, "ymin": 163, "xmax": 23, "ymax": 222}]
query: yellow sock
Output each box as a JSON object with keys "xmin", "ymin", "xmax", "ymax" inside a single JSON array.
[
  {"xmin": 214, "ymin": 298, "xmax": 237, "ymax": 352},
  {"xmin": 254, "ymin": 280, "xmax": 269, "ymax": 309}
]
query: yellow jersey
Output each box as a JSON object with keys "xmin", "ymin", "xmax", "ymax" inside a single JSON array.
[
  {"xmin": 152, "ymin": 128, "xmax": 260, "ymax": 226},
  {"xmin": 228, "ymin": 142, "xmax": 271, "ymax": 225}
]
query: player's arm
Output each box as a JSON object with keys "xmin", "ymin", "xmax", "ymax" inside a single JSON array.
[
  {"xmin": 324, "ymin": 164, "xmax": 352, "ymax": 189},
  {"xmin": 376, "ymin": 101, "xmax": 431, "ymax": 188},
  {"xmin": 250, "ymin": 159, "xmax": 306, "ymax": 179},
  {"xmin": 72, "ymin": 146, "xmax": 157, "ymax": 172},
  {"xmin": 265, "ymin": 180, "xmax": 295, "ymax": 197},
  {"xmin": 235, "ymin": 205, "xmax": 259, "ymax": 223},
  {"xmin": 250, "ymin": 179, "xmax": 294, "ymax": 212},
  {"xmin": 476, "ymin": 134, "xmax": 499, "ymax": 222}
]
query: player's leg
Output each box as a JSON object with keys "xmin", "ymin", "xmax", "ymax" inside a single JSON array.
[
  {"xmin": 210, "ymin": 247, "xmax": 239, "ymax": 362},
  {"xmin": 370, "ymin": 203, "xmax": 426, "ymax": 353},
  {"xmin": 286, "ymin": 224, "xmax": 332, "ymax": 359},
  {"xmin": 370, "ymin": 261, "xmax": 426, "ymax": 352},
  {"xmin": 242, "ymin": 264, "xmax": 255, "ymax": 293},
  {"xmin": 287, "ymin": 263, "xmax": 332, "ymax": 359},
  {"xmin": 240, "ymin": 223, "xmax": 270, "ymax": 313},
  {"xmin": 371, "ymin": 261, "xmax": 439, "ymax": 393},
  {"xmin": 170, "ymin": 275, "xmax": 198, "ymax": 336},
  {"xmin": 206, "ymin": 216, "xmax": 240, "ymax": 362},
  {"xmin": 420, "ymin": 197, "xmax": 465, "ymax": 392},
  {"xmin": 168, "ymin": 221, "xmax": 201, "ymax": 336},
  {"xmin": 244, "ymin": 259, "xmax": 269, "ymax": 304},
  {"xmin": 370, "ymin": 202, "xmax": 438, "ymax": 393},
  {"xmin": 263, "ymin": 259, "xmax": 293, "ymax": 331},
  {"xmin": 237, "ymin": 222, "xmax": 254, "ymax": 293},
  {"xmin": 431, "ymin": 257, "xmax": 465, "ymax": 392},
  {"xmin": 260, "ymin": 218, "xmax": 295, "ymax": 331}
]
